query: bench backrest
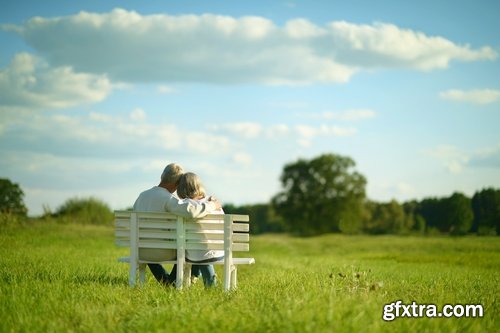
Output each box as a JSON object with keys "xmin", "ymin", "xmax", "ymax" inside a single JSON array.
[{"xmin": 115, "ymin": 211, "xmax": 250, "ymax": 255}]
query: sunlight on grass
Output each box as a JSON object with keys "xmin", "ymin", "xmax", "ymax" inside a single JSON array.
[{"xmin": 1, "ymin": 222, "xmax": 498, "ymax": 332}]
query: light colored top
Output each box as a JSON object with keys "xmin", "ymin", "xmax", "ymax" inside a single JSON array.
[
  {"xmin": 133, "ymin": 186, "xmax": 216, "ymax": 219},
  {"xmin": 186, "ymin": 197, "xmax": 225, "ymax": 262},
  {"xmin": 133, "ymin": 186, "xmax": 217, "ymax": 261}
]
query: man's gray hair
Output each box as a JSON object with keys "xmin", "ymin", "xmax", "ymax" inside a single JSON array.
[{"xmin": 160, "ymin": 163, "xmax": 184, "ymax": 184}]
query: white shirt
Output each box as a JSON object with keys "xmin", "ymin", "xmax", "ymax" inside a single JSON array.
[
  {"xmin": 185, "ymin": 197, "xmax": 225, "ymax": 262},
  {"xmin": 132, "ymin": 186, "xmax": 217, "ymax": 262},
  {"xmin": 133, "ymin": 186, "xmax": 216, "ymax": 218}
]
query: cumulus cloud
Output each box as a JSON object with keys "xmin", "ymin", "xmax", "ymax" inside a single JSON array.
[
  {"xmin": 232, "ymin": 152, "xmax": 253, "ymax": 166},
  {"xmin": 208, "ymin": 121, "xmax": 356, "ymax": 147},
  {"xmin": 0, "ymin": 53, "xmax": 112, "ymax": 109},
  {"xmin": 440, "ymin": 89, "xmax": 500, "ymax": 105},
  {"xmin": 309, "ymin": 109, "xmax": 376, "ymax": 121},
  {"xmin": 470, "ymin": 143, "xmax": 500, "ymax": 168},
  {"xmin": 425, "ymin": 145, "xmax": 470, "ymax": 174},
  {"xmin": 130, "ymin": 108, "xmax": 146, "ymax": 121},
  {"xmin": 426, "ymin": 143, "xmax": 500, "ymax": 174},
  {"xmin": 266, "ymin": 124, "xmax": 290, "ymax": 138},
  {"xmin": 209, "ymin": 122, "xmax": 263, "ymax": 139},
  {"xmin": 0, "ymin": 110, "xmax": 231, "ymax": 158},
  {"xmin": 6, "ymin": 9, "xmax": 495, "ymax": 85},
  {"xmin": 295, "ymin": 124, "xmax": 357, "ymax": 147},
  {"xmin": 157, "ymin": 85, "xmax": 178, "ymax": 94},
  {"xmin": 325, "ymin": 21, "xmax": 496, "ymax": 70}
]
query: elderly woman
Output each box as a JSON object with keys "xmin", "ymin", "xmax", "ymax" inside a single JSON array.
[{"xmin": 176, "ymin": 172, "xmax": 225, "ymax": 287}]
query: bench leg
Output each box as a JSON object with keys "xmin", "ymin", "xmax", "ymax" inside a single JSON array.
[
  {"xmin": 230, "ymin": 266, "xmax": 237, "ymax": 289},
  {"xmin": 224, "ymin": 263, "xmax": 231, "ymax": 291},
  {"xmin": 176, "ymin": 262, "xmax": 184, "ymax": 290},
  {"xmin": 139, "ymin": 264, "xmax": 146, "ymax": 286},
  {"xmin": 184, "ymin": 264, "xmax": 192, "ymax": 288},
  {"xmin": 129, "ymin": 260, "xmax": 137, "ymax": 287}
]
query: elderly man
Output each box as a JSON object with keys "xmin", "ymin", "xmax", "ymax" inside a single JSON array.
[{"xmin": 133, "ymin": 163, "xmax": 221, "ymax": 286}]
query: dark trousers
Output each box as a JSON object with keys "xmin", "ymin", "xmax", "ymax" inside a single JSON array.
[{"xmin": 148, "ymin": 257, "xmax": 223, "ymax": 287}]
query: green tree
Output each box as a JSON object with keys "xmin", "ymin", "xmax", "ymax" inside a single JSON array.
[
  {"xmin": 0, "ymin": 178, "xmax": 28, "ymax": 216},
  {"xmin": 417, "ymin": 197, "xmax": 446, "ymax": 234},
  {"xmin": 471, "ymin": 188, "xmax": 500, "ymax": 235},
  {"xmin": 445, "ymin": 192, "xmax": 474, "ymax": 235},
  {"xmin": 272, "ymin": 153, "xmax": 366, "ymax": 236},
  {"xmin": 224, "ymin": 203, "xmax": 286, "ymax": 234},
  {"xmin": 363, "ymin": 200, "xmax": 406, "ymax": 234},
  {"xmin": 417, "ymin": 193, "xmax": 473, "ymax": 235},
  {"xmin": 402, "ymin": 200, "xmax": 425, "ymax": 234}
]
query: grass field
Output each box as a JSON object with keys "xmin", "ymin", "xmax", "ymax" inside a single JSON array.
[{"xmin": 1, "ymin": 222, "xmax": 499, "ymax": 333}]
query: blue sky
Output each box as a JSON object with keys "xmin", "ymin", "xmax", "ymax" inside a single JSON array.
[{"xmin": 1, "ymin": 0, "xmax": 499, "ymax": 216}]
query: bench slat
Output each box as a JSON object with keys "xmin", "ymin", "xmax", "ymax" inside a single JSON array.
[
  {"xmin": 117, "ymin": 220, "xmax": 249, "ymax": 232},
  {"xmin": 233, "ymin": 223, "xmax": 249, "ymax": 232},
  {"xmin": 117, "ymin": 232, "xmax": 249, "ymax": 243},
  {"xmin": 116, "ymin": 230, "xmax": 175, "ymax": 238},
  {"xmin": 116, "ymin": 212, "xmax": 249, "ymax": 223},
  {"xmin": 186, "ymin": 232, "xmax": 249, "ymax": 242},
  {"xmin": 119, "ymin": 257, "xmax": 255, "ymax": 265},
  {"xmin": 116, "ymin": 239, "xmax": 250, "ymax": 251}
]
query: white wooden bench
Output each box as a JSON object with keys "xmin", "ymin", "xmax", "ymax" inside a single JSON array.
[{"xmin": 114, "ymin": 210, "xmax": 255, "ymax": 291}]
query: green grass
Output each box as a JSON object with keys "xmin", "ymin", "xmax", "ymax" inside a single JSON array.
[{"xmin": 1, "ymin": 222, "xmax": 499, "ymax": 333}]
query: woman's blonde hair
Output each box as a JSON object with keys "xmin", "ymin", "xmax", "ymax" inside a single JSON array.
[{"xmin": 177, "ymin": 172, "xmax": 206, "ymax": 199}]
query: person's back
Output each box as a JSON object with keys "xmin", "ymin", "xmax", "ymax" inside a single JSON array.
[
  {"xmin": 133, "ymin": 186, "xmax": 178, "ymax": 261},
  {"xmin": 131, "ymin": 163, "xmax": 222, "ymax": 280},
  {"xmin": 134, "ymin": 186, "xmax": 173, "ymax": 211},
  {"xmin": 177, "ymin": 172, "xmax": 224, "ymax": 287}
]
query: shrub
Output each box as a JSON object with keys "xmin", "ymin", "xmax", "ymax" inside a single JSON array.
[
  {"xmin": 55, "ymin": 197, "xmax": 113, "ymax": 225},
  {"xmin": 0, "ymin": 178, "xmax": 28, "ymax": 216}
]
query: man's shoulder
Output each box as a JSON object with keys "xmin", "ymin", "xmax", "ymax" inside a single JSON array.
[{"xmin": 140, "ymin": 186, "xmax": 168, "ymax": 196}]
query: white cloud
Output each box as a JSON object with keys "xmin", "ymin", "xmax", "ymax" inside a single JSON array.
[
  {"xmin": 0, "ymin": 53, "xmax": 112, "ymax": 109},
  {"xmin": 157, "ymin": 85, "xmax": 178, "ymax": 94},
  {"xmin": 8, "ymin": 9, "xmax": 495, "ymax": 85},
  {"xmin": 395, "ymin": 182, "xmax": 416, "ymax": 196},
  {"xmin": 89, "ymin": 111, "xmax": 113, "ymax": 122},
  {"xmin": 266, "ymin": 124, "xmax": 290, "ymax": 138},
  {"xmin": 0, "ymin": 109, "xmax": 231, "ymax": 157},
  {"xmin": 130, "ymin": 108, "xmax": 146, "ymax": 121},
  {"xmin": 210, "ymin": 121, "xmax": 357, "ymax": 147},
  {"xmin": 371, "ymin": 181, "xmax": 417, "ymax": 201},
  {"xmin": 440, "ymin": 89, "xmax": 500, "ymax": 105},
  {"xmin": 285, "ymin": 18, "xmax": 325, "ymax": 38},
  {"xmin": 327, "ymin": 21, "xmax": 496, "ymax": 70},
  {"xmin": 426, "ymin": 143, "xmax": 500, "ymax": 174},
  {"xmin": 470, "ymin": 143, "xmax": 500, "ymax": 168},
  {"xmin": 184, "ymin": 131, "xmax": 232, "ymax": 154},
  {"xmin": 425, "ymin": 145, "xmax": 470, "ymax": 174},
  {"xmin": 232, "ymin": 152, "xmax": 253, "ymax": 166},
  {"xmin": 294, "ymin": 124, "xmax": 357, "ymax": 147},
  {"xmin": 312, "ymin": 109, "xmax": 376, "ymax": 121},
  {"xmin": 209, "ymin": 122, "xmax": 263, "ymax": 139}
]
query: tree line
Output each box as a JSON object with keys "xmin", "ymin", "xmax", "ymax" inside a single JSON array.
[
  {"xmin": 225, "ymin": 154, "xmax": 499, "ymax": 236},
  {"xmin": 1, "ymin": 153, "xmax": 499, "ymax": 236}
]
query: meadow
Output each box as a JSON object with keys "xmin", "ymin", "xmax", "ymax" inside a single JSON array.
[{"xmin": 0, "ymin": 221, "xmax": 498, "ymax": 333}]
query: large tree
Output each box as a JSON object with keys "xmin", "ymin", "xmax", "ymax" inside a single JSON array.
[
  {"xmin": 418, "ymin": 193, "xmax": 473, "ymax": 235},
  {"xmin": 472, "ymin": 188, "xmax": 500, "ymax": 235},
  {"xmin": 444, "ymin": 192, "xmax": 474, "ymax": 235},
  {"xmin": 0, "ymin": 178, "xmax": 28, "ymax": 216},
  {"xmin": 363, "ymin": 200, "xmax": 406, "ymax": 234},
  {"xmin": 272, "ymin": 153, "xmax": 366, "ymax": 235}
]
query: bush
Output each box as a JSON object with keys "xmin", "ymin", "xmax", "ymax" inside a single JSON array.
[
  {"xmin": 55, "ymin": 197, "xmax": 113, "ymax": 225},
  {"xmin": 0, "ymin": 212, "xmax": 28, "ymax": 227},
  {"xmin": 0, "ymin": 178, "xmax": 28, "ymax": 216}
]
